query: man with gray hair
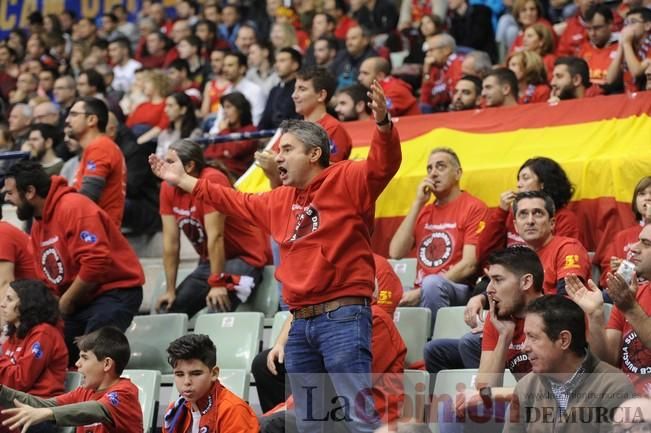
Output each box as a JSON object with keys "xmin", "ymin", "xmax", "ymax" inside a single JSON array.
[
  {"xmin": 32, "ymin": 101, "xmax": 60, "ymax": 126},
  {"xmin": 420, "ymin": 33, "xmax": 465, "ymax": 112},
  {"xmin": 461, "ymin": 51, "xmax": 493, "ymax": 79},
  {"xmin": 8, "ymin": 103, "xmax": 32, "ymax": 151},
  {"xmin": 150, "ymin": 81, "xmax": 401, "ymax": 432}
]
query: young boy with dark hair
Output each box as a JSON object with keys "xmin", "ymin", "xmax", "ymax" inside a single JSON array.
[
  {"xmin": 0, "ymin": 327, "xmax": 142, "ymax": 433},
  {"xmin": 163, "ymin": 334, "xmax": 258, "ymax": 433}
]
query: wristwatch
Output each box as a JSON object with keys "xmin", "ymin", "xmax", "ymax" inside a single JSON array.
[
  {"xmin": 479, "ymin": 386, "xmax": 493, "ymax": 409},
  {"xmin": 376, "ymin": 113, "xmax": 391, "ymax": 126}
]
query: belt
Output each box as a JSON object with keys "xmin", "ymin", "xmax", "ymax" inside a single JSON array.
[{"xmin": 291, "ymin": 296, "xmax": 369, "ymax": 319}]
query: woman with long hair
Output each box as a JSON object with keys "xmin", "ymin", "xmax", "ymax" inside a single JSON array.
[
  {"xmin": 0, "ymin": 279, "xmax": 68, "ymax": 433},
  {"xmin": 522, "ymin": 22, "xmax": 557, "ymax": 79},
  {"xmin": 507, "ymin": 50, "xmax": 551, "ymax": 103},
  {"xmin": 157, "ymin": 92, "xmax": 201, "ymax": 158},
  {"xmin": 481, "ymin": 156, "xmax": 581, "ymax": 258},
  {"xmin": 508, "ymin": 0, "xmax": 555, "ymax": 54},
  {"xmin": 155, "ymin": 139, "xmax": 267, "ymax": 317},
  {"xmin": 204, "ymin": 92, "xmax": 258, "ymax": 178}
]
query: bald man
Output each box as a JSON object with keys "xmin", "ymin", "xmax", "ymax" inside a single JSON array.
[{"xmin": 358, "ymin": 57, "xmax": 420, "ymax": 117}]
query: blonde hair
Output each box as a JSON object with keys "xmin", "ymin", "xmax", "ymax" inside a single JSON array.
[
  {"xmin": 507, "ymin": 50, "xmax": 548, "ymax": 85},
  {"xmin": 146, "ymin": 69, "xmax": 172, "ymax": 98},
  {"xmin": 271, "ymin": 22, "xmax": 298, "ymax": 50},
  {"xmin": 527, "ymin": 23, "xmax": 555, "ymax": 56}
]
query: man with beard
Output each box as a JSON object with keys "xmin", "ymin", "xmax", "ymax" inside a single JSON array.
[
  {"xmin": 449, "ymin": 75, "xmax": 482, "ymax": 111},
  {"xmin": 334, "ymin": 84, "xmax": 372, "ymax": 121},
  {"xmin": 26, "ymin": 124, "xmax": 63, "ymax": 176},
  {"xmin": 390, "ymin": 148, "xmax": 488, "ymax": 331},
  {"xmin": 481, "ymin": 68, "xmax": 518, "ymax": 108},
  {"xmin": 1, "ymin": 161, "xmax": 144, "ymax": 366},
  {"xmin": 67, "ymin": 97, "xmax": 127, "ymax": 227},
  {"xmin": 549, "ymin": 57, "xmax": 598, "ymax": 102}
]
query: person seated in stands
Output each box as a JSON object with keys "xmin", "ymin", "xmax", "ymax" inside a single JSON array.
[
  {"xmin": 481, "ymin": 67, "xmax": 519, "ymax": 108},
  {"xmin": 420, "ymin": 33, "xmax": 465, "ymax": 113},
  {"xmin": 449, "ymin": 75, "xmax": 482, "ymax": 111},
  {"xmin": 522, "ymin": 23, "xmax": 557, "ymax": 79},
  {"xmin": 163, "ymin": 334, "xmax": 259, "ymax": 433},
  {"xmin": 481, "ymin": 156, "xmax": 581, "ymax": 260},
  {"xmin": 357, "ymin": 57, "xmax": 420, "ymax": 117},
  {"xmin": 606, "ymin": 7, "xmax": 651, "ymax": 93},
  {"xmin": 390, "ymin": 148, "xmax": 487, "ymax": 330},
  {"xmin": 595, "ymin": 176, "xmax": 651, "ymax": 288},
  {"xmin": 0, "ymin": 207, "xmax": 36, "ymax": 289},
  {"xmin": 334, "ymin": 84, "xmax": 372, "ymax": 121},
  {"xmin": 549, "ymin": 56, "xmax": 602, "ymax": 102},
  {"xmin": 156, "ymin": 139, "xmax": 268, "ymax": 317},
  {"xmin": 567, "ymin": 221, "xmax": 651, "ymax": 396},
  {"xmin": 125, "ymin": 69, "xmax": 171, "ymax": 145},
  {"xmin": 26, "ymin": 124, "xmax": 64, "ymax": 177},
  {"xmin": 156, "ymin": 92, "xmax": 202, "ymax": 159},
  {"xmin": 506, "ymin": 51, "xmax": 550, "ymax": 104},
  {"xmin": 579, "ymin": 5, "xmax": 620, "ymax": 88},
  {"xmin": 0, "ymin": 327, "xmax": 142, "ymax": 433},
  {"xmin": 0, "ymin": 280, "xmax": 67, "ymax": 433},
  {"xmin": 507, "ymin": 0, "xmax": 553, "ymax": 56},
  {"xmin": 204, "ymin": 92, "xmax": 258, "ymax": 179}
]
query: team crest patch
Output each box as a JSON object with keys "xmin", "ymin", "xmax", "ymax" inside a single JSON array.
[
  {"xmin": 418, "ymin": 232, "xmax": 453, "ymax": 268},
  {"xmin": 289, "ymin": 206, "xmax": 320, "ymax": 241},
  {"xmin": 80, "ymin": 231, "xmax": 98, "ymax": 244},
  {"xmin": 86, "ymin": 161, "xmax": 96, "ymax": 171},
  {"xmin": 107, "ymin": 391, "xmax": 119, "ymax": 406},
  {"xmin": 329, "ymin": 139, "xmax": 337, "ymax": 155},
  {"xmin": 199, "ymin": 427, "xmax": 208, "ymax": 433},
  {"xmin": 386, "ymin": 97, "xmax": 393, "ymax": 109},
  {"xmin": 31, "ymin": 342, "xmax": 43, "ymax": 359},
  {"xmin": 41, "ymin": 247, "xmax": 64, "ymax": 285}
]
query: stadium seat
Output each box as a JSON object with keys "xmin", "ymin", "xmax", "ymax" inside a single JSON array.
[
  {"xmin": 403, "ymin": 369, "xmax": 431, "ymax": 422},
  {"xmin": 432, "ymin": 306, "xmax": 471, "ymax": 340},
  {"xmin": 125, "ymin": 313, "xmax": 188, "ymax": 384},
  {"xmin": 393, "ymin": 307, "xmax": 432, "ymax": 366},
  {"xmin": 269, "ymin": 310, "xmax": 291, "ymax": 348},
  {"xmin": 430, "ymin": 369, "xmax": 479, "ymax": 433},
  {"xmin": 194, "ymin": 312, "xmax": 264, "ymax": 372},
  {"xmin": 140, "ymin": 261, "xmax": 163, "ymax": 313},
  {"xmin": 59, "ymin": 372, "xmax": 83, "ymax": 433},
  {"xmin": 122, "ymin": 369, "xmax": 161, "ymax": 433},
  {"xmin": 388, "ymin": 258, "xmax": 417, "ymax": 288},
  {"xmin": 236, "ymin": 265, "xmax": 279, "ymax": 318},
  {"xmin": 148, "ymin": 265, "xmax": 195, "ymax": 315}
]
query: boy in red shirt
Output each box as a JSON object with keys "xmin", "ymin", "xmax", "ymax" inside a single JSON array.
[
  {"xmin": 0, "ymin": 327, "xmax": 143, "ymax": 433},
  {"xmin": 163, "ymin": 334, "xmax": 258, "ymax": 433}
]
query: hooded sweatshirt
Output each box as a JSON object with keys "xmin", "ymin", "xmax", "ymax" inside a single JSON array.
[
  {"xmin": 30, "ymin": 176, "xmax": 144, "ymax": 298},
  {"xmin": 193, "ymin": 126, "xmax": 401, "ymax": 309}
]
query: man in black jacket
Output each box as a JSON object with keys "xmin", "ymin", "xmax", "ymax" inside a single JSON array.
[
  {"xmin": 258, "ymin": 48, "xmax": 303, "ymax": 130},
  {"xmin": 448, "ymin": 0, "xmax": 497, "ymax": 62}
]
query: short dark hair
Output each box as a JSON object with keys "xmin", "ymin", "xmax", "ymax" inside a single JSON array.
[
  {"xmin": 519, "ymin": 157, "xmax": 575, "ymax": 210},
  {"xmin": 585, "ymin": 3, "xmax": 613, "ymax": 23},
  {"xmin": 280, "ymin": 119, "xmax": 330, "ymax": 167},
  {"xmin": 7, "ymin": 279, "xmax": 60, "ymax": 339},
  {"xmin": 486, "ymin": 67, "xmax": 519, "ymax": 100},
  {"xmin": 226, "ymin": 51, "xmax": 248, "ymax": 68},
  {"xmin": 77, "ymin": 327, "xmax": 131, "ymax": 375},
  {"xmin": 81, "ymin": 69, "xmax": 107, "ymax": 94},
  {"xmin": 167, "ymin": 334, "xmax": 217, "ymax": 369},
  {"xmin": 108, "ymin": 36, "xmax": 131, "ymax": 55},
  {"xmin": 76, "ymin": 96, "xmax": 109, "ymax": 133},
  {"xmin": 316, "ymin": 35, "xmax": 338, "ymax": 51},
  {"xmin": 5, "ymin": 160, "xmax": 51, "ymax": 198},
  {"xmin": 296, "ymin": 66, "xmax": 337, "ymax": 103},
  {"xmin": 29, "ymin": 123, "xmax": 62, "ymax": 149},
  {"xmin": 338, "ymin": 84, "xmax": 371, "ymax": 114},
  {"xmin": 313, "ymin": 12, "xmax": 336, "ymax": 27},
  {"xmin": 513, "ymin": 190, "xmax": 556, "ymax": 218},
  {"xmin": 487, "ymin": 246, "xmax": 544, "ymax": 293},
  {"xmin": 526, "ymin": 295, "xmax": 587, "ymax": 357},
  {"xmin": 278, "ymin": 47, "xmax": 303, "ymax": 69},
  {"xmin": 169, "ymin": 58, "xmax": 191, "ymax": 75},
  {"xmin": 181, "ymin": 35, "xmax": 202, "ymax": 49},
  {"xmin": 554, "ymin": 56, "xmax": 590, "ymax": 88},
  {"xmin": 459, "ymin": 75, "xmax": 482, "ymax": 95},
  {"xmin": 627, "ymin": 7, "xmax": 651, "ymax": 22},
  {"xmin": 103, "ymin": 13, "xmax": 118, "ymax": 23}
]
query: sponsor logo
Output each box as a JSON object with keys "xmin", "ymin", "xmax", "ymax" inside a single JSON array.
[
  {"xmin": 80, "ymin": 231, "xmax": 98, "ymax": 244},
  {"xmin": 418, "ymin": 232, "xmax": 453, "ymax": 268},
  {"xmin": 31, "ymin": 342, "xmax": 43, "ymax": 359},
  {"xmin": 107, "ymin": 391, "xmax": 119, "ymax": 406}
]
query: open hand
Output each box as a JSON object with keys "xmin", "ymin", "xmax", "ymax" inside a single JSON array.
[
  {"xmin": 565, "ymin": 274, "xmax": 603, "ymax": 315},
  {"xmin": 149, "ymin": 151, "xmax": 185, "ymax": 186},
  {"xmin": 2, "ymin": 400, "xmax": 53, "ymax": 433}
]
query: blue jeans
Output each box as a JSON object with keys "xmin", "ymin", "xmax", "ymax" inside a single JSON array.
[
  {"xmin": 284, "ymin": 304, "xmax": 380, "ymax": 433},
  {"xmin": 424, "ymin": 332, "xmax": 482, "ymax": 373},
  {"xmin": 420, "ymin": 274, "xmax": 471, "ymax": 332}
]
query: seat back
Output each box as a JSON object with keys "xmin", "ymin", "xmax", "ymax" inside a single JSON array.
[
  {"xmin": 218, "ymin": 369, "xmax": 250, "ymax": 401},
  {"xmin": 149, "ymin": 266, "xmax": 195, "ymax": 314},
  {"xmin": 388, "ymin": 258, "xmax": 417, "ymax": 288},
  {"xmin": 58, "ymin": 373, "xmax": 84, "ymax": 433},
  {"xmin": 432, "ymin": 306, "xmax": 471, "ymax": 340},
  {"xmin": 430, "ymin": 369, "xmax": 479, "ymax": 433},
  {"xmin": 126, "ymin": 313, "xmax": 188, "ymax": 373},
  {"xmin": 269, "ymin": 311, "xmax": 291, "ymax": 348},
  {"xmin": 402, "ymin": 369, "xmax": 431, "ymax": 422},
  {"xmin": 194, "ymin": 312, "xmax": 264, "ymax": 371},
  {"xmin": 393, "ymin": 307, "xmax": 432, "ymax": 365},
  {"xmin": 236, "ymin": 265, "xmax": 279, "ymax": 317},
  {"xmin": 121, "ymin": 369, "xmax": 162, "ymax": 433}
]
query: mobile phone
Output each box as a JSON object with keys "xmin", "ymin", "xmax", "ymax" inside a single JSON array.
[{"xmin": 616, "ymin": 260, "xmax": 636, "ymax": 286}]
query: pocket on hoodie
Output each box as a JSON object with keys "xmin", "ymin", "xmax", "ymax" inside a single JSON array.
[{"xmin": 275, "ymin": 244, "xmax": 337, "ymax": 298}]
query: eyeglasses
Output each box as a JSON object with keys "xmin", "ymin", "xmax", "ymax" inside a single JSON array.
[
  {"xmin": 67, "ymin": 111, "xmax": 91, "ymax": 118},
  {"xmin": 624, "ymin": 18, "xmax": 644, "ymax": 25}
]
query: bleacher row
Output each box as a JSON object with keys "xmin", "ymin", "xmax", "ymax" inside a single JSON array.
[{"xmin": 127, "ymin": 257, "xmax": 614, "ymax": 430}]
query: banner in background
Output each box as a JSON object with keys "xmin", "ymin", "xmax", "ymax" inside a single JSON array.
[{"xmin": 237, "ymin": 93, "xmax": 651, "ymax": 255}]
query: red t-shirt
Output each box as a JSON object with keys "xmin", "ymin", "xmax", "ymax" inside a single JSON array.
[
  {"xmin": 518, "ymin": 84, "xmax": 551, "ymax": 104},
  {"xmin": 318, "ymin": 113, "xmax": 352, "ymax": 162},
  {"xmin": 537, "ymin": 235, "xmax": 590, "ymax": 294},
  {"xmin": 595, "ymin": 224, "xmax": 642, "ymax": 288},
  {"xmin": 126, "ymin": 101, "xmax": 170, "ymax": 130},
  {"xmin": 381, "ymin": 76, "xmax": 420, "ymax": 117},
  {"xmin": 56, "ymin": 378, "xmax": 143, "ymax": 433},
  {"xmin": 0, "ymin": 323, "xmax": 67, "ymax": 398},
  {"xmin": 623, "ymin": 35, "xmax": 651, "ymax": 93},
  {"xmin": 509, "ymin": 19, "xmax": 556, "ymax": 54},
  {"xmin": 334, "ymin": 16, "xmax": 358, "ymax": 40},
  {"xmin": 373, "ymin": 253, "xmax": 403, "ymax": 316},
  {"xmin": 557, "ymin": 14, "xmax": 588, "ymax": 57},
  {"xmin": 412, "ymin": 192, "xmax": 488, "ymax": 287},
  {"xmin": 420, "ymin": 54, "xmax": 464, "ymax": 110},
  {"xmin": 72, "ymin": 136, "xmax": 127, "ymax": 226},
  {"xmin": 579, "ymin": 40, "xmax": 619, "ymax": 85},
  {"xmin": 160, "ymin": 167, "xmax": 268, "ymax": 268},
  {"xmin": 482, "ymin": 314, "xmax": 532, "ymax": 375},
  {"xmin": 0, "ymin": 221, "xmax": 36, "ymax": 279},
  {"xmin": 204, "ymin": 124, "xmax": 258, "ymax": 177},
  {"xmin": 607, "ymin": 281, "xmax": 651, "ymax": 396}
]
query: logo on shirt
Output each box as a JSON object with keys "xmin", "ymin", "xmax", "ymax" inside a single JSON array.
[
  {"xmin": 418, "ymin": 232, "xmax": 453, "ymax": 268},
  {"xmin": 385, "ymin": 97, "xmax": 393, "ymax": 109},
  {"xmin": 41, "ymin": 247, "xmax": 64, "ymax": 285},
  {"xmin": 199, "ymin": 427, "xmax": 208, "ymax": 433},
  {"xmin": 289, "ymin": 206, "xmax": 320, "ymax": 242},
  {"xmin": 86, "ymin": 161, "xmax": 96, "ymax": 171},
  {"xmin": 107, "ymin": 391, "xmax": 120, "ymax": 407},
  {"xmin": 178, "ymin": 217, "xmax": 206, "ymax": 251},
  {"xmin": 80, "ymin": 231, "xmax": 98, "ymax": 244},
  {"xmin": 476, "ymin": 220, "xmax": 486, "ymax": 234},
  {"xmin": 31, "ymin": 342, "xmax": 43, "ymax": 359},
  {"xmin": 563, "ymin": 255, "xmax": 581, "ymax": 270},
  {"xmin": 377, "ymin": 290, "xmax": 393, "ymax": 306},
  {"xmin": 621, "ymin": 330, "xmax": 651, "ymax": 376},
  {"xmin": 329, "ymin": 139, "xmax": 338, "ymax": 156}
]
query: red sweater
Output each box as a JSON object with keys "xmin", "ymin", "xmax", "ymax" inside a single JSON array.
[
  {"xmin": 193, "ymin": 126, "xmax": 401, "ymax": 309},
  {"xmin": 0, "ymin": 323, "xmax": 67, "ymax": 397},
  {"xmin": 0, "ymin": 221, "xmax": 36, "ymax": 279},
  {"xmin": 31, "ymin": 177, "xmax": 144, "ymax": 298},
  {"xmin": 380, "ymin": 76, "xmax": 420, "ymax": 117}
]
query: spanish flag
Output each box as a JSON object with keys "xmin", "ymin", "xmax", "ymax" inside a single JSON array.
[{"xmin": 237, "ymin": 93, "xmax": 651, "ymax": 255}]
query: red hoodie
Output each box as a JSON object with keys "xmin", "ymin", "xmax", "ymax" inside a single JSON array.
[
  {"xmin": 30, "ymin": 177, "xmax": 144, "ymax": 299},
  {"xmin": 0, "ymin": 221, "xmax": 36, "ymax": 279},
  {"xmin": 193, "ymin": 126, "xmax": 401, "ymax": 309},
  {"xmin": 381, "ymin": 76, "xmax": 420, "ymax": 117}
]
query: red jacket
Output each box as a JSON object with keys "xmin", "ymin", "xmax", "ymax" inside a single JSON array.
[
  {"xmin": 556, "ymin": 14, "xmax": 587, "ymax": 57},
  {"xmin": 193, "ymin": 126, "xmax": 401, "ymax": 309},
  {"xmin": 381, "ymin": 76, "xmax": 420, "ymax": 117},
  {"xmin": 31, "ymin": 177, "xmax": 144, "ymax": 298},
  {"xmin": 0, "ymin": 221, "xmax": 36, "ymax": 279},
  {"xmin": 420, "ymin": 54, "xmax": 464, "ymax": 110}
]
